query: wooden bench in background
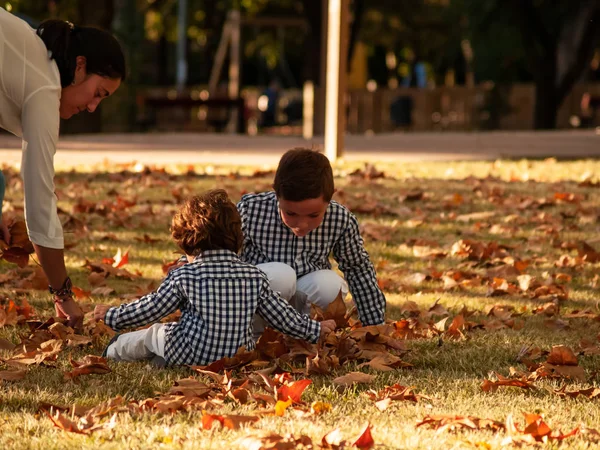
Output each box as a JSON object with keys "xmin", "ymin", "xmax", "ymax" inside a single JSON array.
[{"xmin": 140, "ymin": 96, "xmax": 247, "ymax": 133}]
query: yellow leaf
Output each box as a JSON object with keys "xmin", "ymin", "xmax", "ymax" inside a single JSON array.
[{"xmin": 275, "ymin": 398, "xmax": 292, "ymax": 417}]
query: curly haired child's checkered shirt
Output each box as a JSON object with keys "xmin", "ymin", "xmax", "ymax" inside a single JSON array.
[{"xmin": 104, "ymin": 249, "xmax": 321, "ymax": 366}]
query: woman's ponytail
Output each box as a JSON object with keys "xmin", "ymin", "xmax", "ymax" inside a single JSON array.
[
  {"xmin": 36, "ymin": 20, "xmax": 77, "ymax": 87},
  {"xmin": 37, "ymin": 19, "xmax": 126, "ymax": 88}
]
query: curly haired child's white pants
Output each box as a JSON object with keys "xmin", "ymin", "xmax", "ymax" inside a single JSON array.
[{"xmin": 106, "ymin": 323, "xmax": 166, "ymax": 362}]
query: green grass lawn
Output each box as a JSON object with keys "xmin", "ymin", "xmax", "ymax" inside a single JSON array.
[{"xmin": 1, "ymin": 158, "xmax": 600, "ymax": 449}]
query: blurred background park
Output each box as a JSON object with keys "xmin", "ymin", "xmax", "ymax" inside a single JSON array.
[{"xmin": 5, "ymin": 0, "xmax": 600, "ymax": 137}]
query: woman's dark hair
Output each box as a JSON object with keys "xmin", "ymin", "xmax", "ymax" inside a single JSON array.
[{"xmin": 36, "ymin": 20, "xmax": 126, "ymax": 88}]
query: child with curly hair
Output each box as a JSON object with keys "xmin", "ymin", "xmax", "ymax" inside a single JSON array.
[{"xmin": 94, "ymin": 189, "xmax": 334, "ymax": 366}]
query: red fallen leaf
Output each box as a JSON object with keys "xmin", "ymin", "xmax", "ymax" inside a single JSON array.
[
  {"xmin": 15, "ymin": 298, "xmax": 34, "ymax": 319},
  {"xmin": 72, "ymin": 286, "xmax": 91, "ymax": 300},
  {"xmin": 554, "ymin": 192, "xmax": 582, "ymax": 203},
  {"xmin": 353, "ymin": 422, "xmax": 375, "ymax": 449},
  {"xmin": 503, "ymin": 413, "xmax": 580, "ymax": 444},
  {"xmin": 201, "ymin": 412, "xmax": 259, "ymax": 430},
  {"xmin": 111, "ymin": 247, "xmax": 129, "ymax": 268},
  {"xmin": 277, "ymin": 379, "xmax": 312, "ymax": 402}
]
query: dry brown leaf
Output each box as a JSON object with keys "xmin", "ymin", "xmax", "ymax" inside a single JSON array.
[
  {"xmin": 481, "ymin": 373, "xmax": 536, "ymax": 392},
  {"xmin": 578, "ymin": 241, "xmax": 600, "ymax": 263},
  {"xmin": 201, "ymin": 412, "xmax": 259, "ymax": 430},
  {"xmin": 333, "ymin": 372, "xmax": 376, "ymax": 386},
  {"xmin": 554, "ymin": 385, "xmax": 600, "ymax": 399},
  {"xmin": 416, "ymin": 414, "xmax": 505, "ymax": 433},
  {"xmin": 168, "ymin": 378, "xmax": 212, "ymax": 398},
  {"xmin": 236, "ymin": 432, "xmax": 313, "ymax": 450},
  {"xmin": 546, "ymin": 345, "xmax": 578, "ymax": 366},
  {"xmin": 0, "ymin": 369, "xmax": 26, "ymax": 381},
  {"xmin": 64, "ymin": 355, "xmax": 111, "ymax": 380},
  {"xmin": 0, "ymin": 337, "xmax": 16, "ymax": 351},
  {"xmin": 539, "ymin": 363, "xmax": 586, "ymax": 382}
]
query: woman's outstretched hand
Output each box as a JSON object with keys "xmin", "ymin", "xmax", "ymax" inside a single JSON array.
[{"xmin": 54, "ymin": 295, "xmax": 84, "ymax": 331}]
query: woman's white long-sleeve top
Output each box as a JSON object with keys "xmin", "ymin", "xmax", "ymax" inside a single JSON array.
[{"xmin": 0, "ymin": 7, "xmax": 64, "ymax": 249}]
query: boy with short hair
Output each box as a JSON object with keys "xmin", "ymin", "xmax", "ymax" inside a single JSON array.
[
  {"xmin": 237, "ymin": 148, "xmax": 386, "ymax": 331},
  {"xmin": 94, "ymin": 189, "xmax": 334, "ymax": 366}
]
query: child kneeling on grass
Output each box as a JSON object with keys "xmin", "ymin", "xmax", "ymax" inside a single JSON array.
[
  {"xmin": 237, "ymin": 148, "xmax": 387, "ymax": 335},
  {"xmin": 94, "ymin": 189, "xmax": 335, "ymax": 366}
]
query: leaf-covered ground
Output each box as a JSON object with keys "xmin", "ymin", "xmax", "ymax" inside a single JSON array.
[{"xmin": 1, "ymin": 158, "xmax": 600, "ymax": 449}]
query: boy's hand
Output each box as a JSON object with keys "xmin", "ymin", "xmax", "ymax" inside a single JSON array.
[
  {"xmin": 319, "ymin": 319, "xmax": 336, "ymax": 339},
  {"xmin": 93, "ymin": 304, "xmax": 111, "ymax": 322}
]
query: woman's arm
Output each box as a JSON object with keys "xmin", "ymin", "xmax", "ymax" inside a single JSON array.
[{"xmin": 21, "ymin": 90, "xmax": 83, "ymax": 328}]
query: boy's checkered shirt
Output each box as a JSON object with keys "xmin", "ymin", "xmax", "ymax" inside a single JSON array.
[
  {"xmin": 237, "ymin": 191, "xmax": 386, "ymax": 325},
  {"xmin": 104, "ymin": 249, "xmax": 321, "ymax": 366}
]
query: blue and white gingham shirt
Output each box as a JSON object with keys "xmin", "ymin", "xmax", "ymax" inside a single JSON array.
[
  {"xmin": 104, "ymin": 249, "xmax": 321, "ymax": 366},
  {"xmin": 237, "ymin": 191, "xmax": 386, "ymax": 326}
]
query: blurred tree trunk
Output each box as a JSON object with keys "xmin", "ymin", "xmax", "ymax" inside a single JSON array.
[
  {"xmin": 301, "ymin": 0, "xmax": 323, "ymax": 83},
  {"xmin": 509, "ymin": 0, "xmax": 600, "ymax": 129},
  {"xmin": 78, "ymin": 0, "xmax": 114, "ymax": 29},
  {"xmin": 301, "ymin": 0, "xmax": 363, "ymax": 83},
  {"xmin": 347, "ymin": 0, "xmax": 364, "ymax": 67}
]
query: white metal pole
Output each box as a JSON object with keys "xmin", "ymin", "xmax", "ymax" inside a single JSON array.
[
  {"xmin": 324, "ymin": 0, "xmax": 348, "ymax": 161},
  {"xmin": 303, "ymin": 81, "xmax": 314, "ymax": 140},
  {"xmin": 324, "ymin": 0, "xmax": 341, "ymax": 161}
]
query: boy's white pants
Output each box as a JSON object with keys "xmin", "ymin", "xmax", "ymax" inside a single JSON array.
[
  {"xmin": 106, "ymin": 323, "xmax": 166, "ymax": 362},
  {"xmin": 254, "ymin": 262, "xmax": 348, "ymax": 335}
]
